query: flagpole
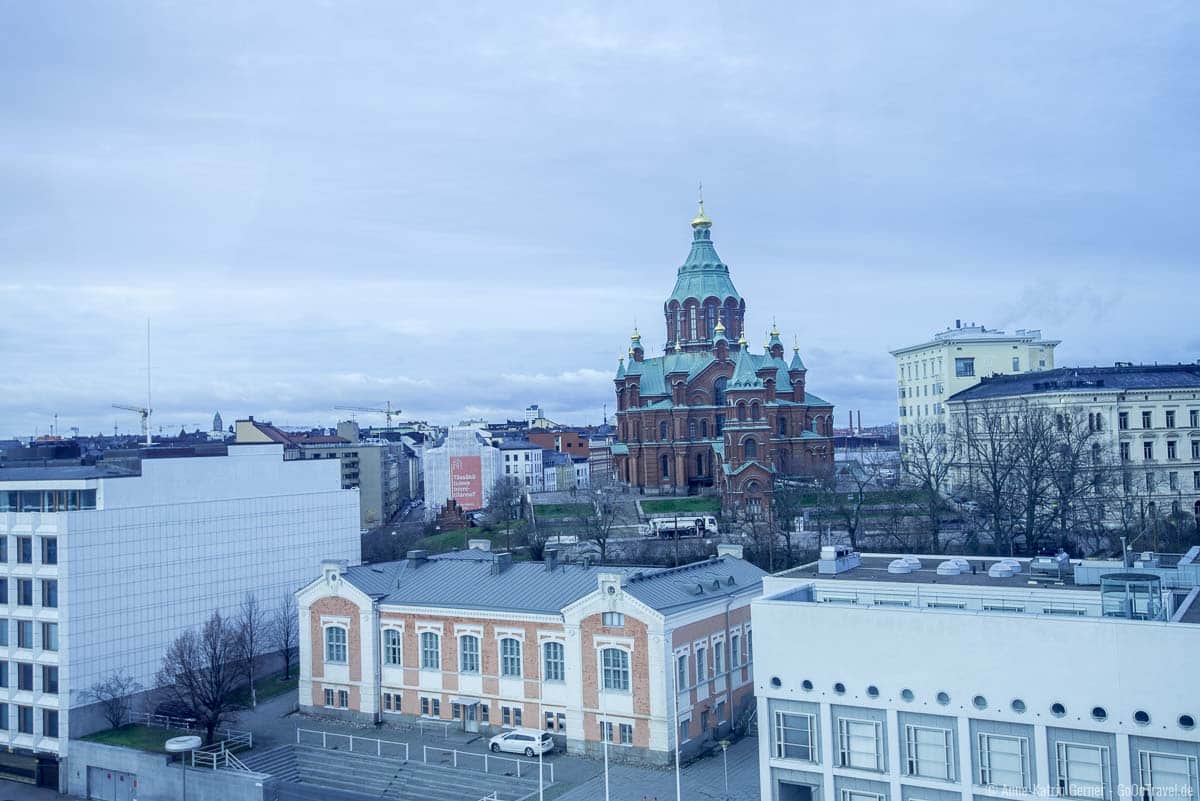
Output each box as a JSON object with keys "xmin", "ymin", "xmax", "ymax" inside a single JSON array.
[
  {"xmin": 603, "ymin": 679, "xmax": 610, "ymax": 801},
  {"xmin": 673, "ymin": 655, "xmax": 682, "ymax": 801}
]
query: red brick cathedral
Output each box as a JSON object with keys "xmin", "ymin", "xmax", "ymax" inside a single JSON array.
[{"xmin": 611, "ymin": 202, "xmax": 835, "ymax": 522}]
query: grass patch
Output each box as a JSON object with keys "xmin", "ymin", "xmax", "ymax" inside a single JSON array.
[
  {"xmin": 533, "ymin": 503, "xmax": 592, "ymax": 518},
  {"xmin": 84, "ymin": 724, "xmax": 191, "ymax": 752},
  {"xmin": 234, "ymin": 672, "xmax": 300, "ymax": 706},
  {"xmin": 414, "ymin": 528, "xmax": 478, "ymax": 551},
  {"xmin": 641, "ymin": 497, "xmax": 720, "ymax": 514}
]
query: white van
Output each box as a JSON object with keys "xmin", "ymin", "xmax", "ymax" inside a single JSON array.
[{"xmin": 488, "ymin": 727, "xmax": 554, "ymax": 756}]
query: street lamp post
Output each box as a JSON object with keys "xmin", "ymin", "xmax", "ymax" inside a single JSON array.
[
  {"xmin": 719, "ymin": 738, "xmax": 731, "ymax": 799},
  {"xmin": 164, "ymin": 735, "xmax": 201, "ymax": 801}
]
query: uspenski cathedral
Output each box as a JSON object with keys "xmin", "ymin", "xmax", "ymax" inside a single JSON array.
[{"xmin": 611, "ymin": 201, "xmax": 835, "ymax": 522}]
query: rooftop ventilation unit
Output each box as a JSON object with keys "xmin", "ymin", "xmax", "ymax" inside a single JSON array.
[
  {"xmin": 950, "ymin": 558, "xmax": 971, "ymax": 571},
  {"xmin": 902, "ymin": 556, "xmax": 922, "ymax": 569},
  {"xmin": 988, "ymin": 563, "xmax": 1016, "ymax": 578},
  {"xmin": 888, "ymin": 559, "xmax": 915, "ymax": 575},
  {"xmin": 937, "ymin": 560, "xmax": 963, "ymax": 576},
  {"xmin": 818, "ymin": 546, "xmax": 862, "ymax": 575},
  {"xmin": 1001, "ymin": 558, "xmax": 1023, "ymax": 573},
  {"xmin": 1030, "ymin": 551, "xmax": 1071, "ymax": 579}
]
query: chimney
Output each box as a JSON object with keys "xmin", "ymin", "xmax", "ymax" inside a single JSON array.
[
  {"xmin": 491, "ymin": 551, "xmax": 513, "ymax": 574},
  {"xmin": 955, "ymin": 319, "xmax": 961, "ymax": 329},
  {"xmin": 406, "ymin": 549, "xmax": 428, "ymax": 565},
  {"xmin": 544, "ymin": 548, "xmax": 559, "ymax": 572}
]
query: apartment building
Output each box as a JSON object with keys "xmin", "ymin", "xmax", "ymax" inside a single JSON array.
[
  {"xmin": 0, "ymin": 444, "xmax": 359, "ymax": 788},
  {"xmin": 297, "ymin": 547, "xmax": 763, "ymax": 764},
  {"xmin": 891, "ymin": 322, "xmax": 1058, "ymax": 459},
  {"xmin": 947, "ymin": 363, "xmax": 1200, "ymax": 520},
  {"xmin": 753, "ymin": 547, "xmax": 1200, "ymax": 801}
]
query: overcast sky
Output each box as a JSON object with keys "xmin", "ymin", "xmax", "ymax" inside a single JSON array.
[{"xmin": 3, "ymin": 2, "xmax": 1197, "ymax": 439}]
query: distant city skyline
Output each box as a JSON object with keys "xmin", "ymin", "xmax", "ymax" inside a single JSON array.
[{"xmin": 3, "ymin": 3, "xmax": 1197, "ymax": 439}]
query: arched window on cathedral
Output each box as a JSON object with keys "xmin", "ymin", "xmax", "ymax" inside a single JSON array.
[
  {"xmin": 659, "ymin": 421, "xmax": 668, "ymax": 440},
  {"xmin": 700, "ymin": 419, "xmax": 709, "ymax": 437},
  {"xmin": 688, "ymin": 420, "xmax": 696, "ymax": 440},
  {"xmin": 704, "ymin": 303, "xmax": 717, "ymax": 338},
  {"xmin": 695, "ymin": 453, "xmax": 704, "ymax": 475},
  {"xmin": 778, "ymin": 416, "xmax": 787, "ymax": 436},
  {"xmin": 714, "ymin": 378, "xmax": 728, "ymax": 406},
  {"xmin": 751, "ymin": 402, "xmax": 760, "ymax": 420},
  {"xmin": 660, "ymin": 454, "xmax": 670, "ymax": 479},
  {"xmin": 737, "ymin": 403, "xmax": 746, "ymax": 421},
  {"xmin": 743, "ymin": 438, "xmax": 758, "ymax": 458}
]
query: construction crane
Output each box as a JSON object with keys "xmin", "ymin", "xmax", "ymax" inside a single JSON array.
[
  {"xmin": 112, "ymin": 404, "xmax": 152, "ymax": 446},
  {"xmin": 333, "ymin": 401, "xmax": 401, "ymax": 427}
]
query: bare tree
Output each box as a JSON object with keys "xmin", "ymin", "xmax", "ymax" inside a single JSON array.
[
  {"xmin": 805, "ymin": 462, "xmax": 874, "ymax": 550},
  {"xmin": 576, "ymin": 480, "xmax": 621, "ymax": 562},
  {"xmin": 270, "ymin": 593, "xmax": 300, "ymax": 680},
  {"xmin": 902, "ymin": 418, "xmax": 958, "ymax": 551},
  {"xmin": 484, "ymin": 478, "xmax": 524, "ymax": 552},
  {"xmin": 156, "ymin": 611, "xmax": 242, "ymax": 744},
  {"xmin": 85, "ymin": 670, "xmax": 143, "ymax": 729},
  {"xmin": 235, "ymin": 593, "xmax": 266, "ymax": 708},
  {"xmin": 956, "ymin": 401, "xmax": 1023, "ymax": 555},
  {"xmin": 771, "ymin": 480, "xmax": 809, "ymax": 569}
]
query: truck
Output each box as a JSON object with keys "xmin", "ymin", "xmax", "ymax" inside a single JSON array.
[{"xmin": 647, "ymin": 514, "xmax": 719, "ymax": 539}]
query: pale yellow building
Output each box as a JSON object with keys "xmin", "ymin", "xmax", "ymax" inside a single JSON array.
[{"xmin": 890, "ymin": 321, "xmax": 1059, "ymax": 455}]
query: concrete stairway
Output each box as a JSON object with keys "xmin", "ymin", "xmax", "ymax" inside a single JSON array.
[{"xmin": 246, "ymin": 743, "xmax": 541, "ymax": 801}]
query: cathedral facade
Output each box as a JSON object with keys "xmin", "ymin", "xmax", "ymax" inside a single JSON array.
[{"xmin": 611, "ymin": 204, "xmax": 835, "ymax": 522}]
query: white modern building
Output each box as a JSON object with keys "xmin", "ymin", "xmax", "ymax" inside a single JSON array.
[
  {"xmin": 947, "ymin": 363, "xmax": 1200, "ymax": 521},
  {"xmin": 753, "ymin": 547, "xmax": 1200, "ymax": 801},
  {"xmin": 0, "ymin": 444, "xmax": 360, "ymax": 787},
  {"xmin": 500, "ymin": 439, "xmax": 545, "ymax": 492},
  {"xmin": 422, "ymin": 426, "xmax": 503, "ymax": 520},
  {"xmin": 891, "ymin": 322, "xmax": 1058, "ymax": 457}
]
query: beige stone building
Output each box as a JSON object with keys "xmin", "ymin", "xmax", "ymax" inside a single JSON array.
[{"xmin": 296, "ymin": 547, "xmax": 764, "ymax": 764}]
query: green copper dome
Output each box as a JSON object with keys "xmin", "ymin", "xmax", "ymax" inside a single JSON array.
[{"xmin": 666, "ymin": 207, "xmax": 741, "ymax": 307}]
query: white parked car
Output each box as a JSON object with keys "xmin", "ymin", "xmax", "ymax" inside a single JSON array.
[{"xmin": 488, "ymin": 728, "xmax": 554, "ymax": 757}]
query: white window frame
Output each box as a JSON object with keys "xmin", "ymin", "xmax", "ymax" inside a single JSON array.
[
  {"xmin": 459, "ymin": 634, "xmax": 480, "ymax": 674},
  {"xmin": 905, "ymin": 724, "xmax": 954, "ymax": 781},
  {"xmin": 1138, "ymin": 750, "xmax": 1198, "ymax": 800},
  {"xmin": 675, "ymin": 652, "xmax": 689, "ymax": 691},
  {"xmin": 838, "ymin": 717, "xmax": 883, "ymax": 771},
  {"xmin": 602, "ymin": 611, "xmax": 625, "ymax": 627},
  {"xmin": 324, "ymin": 625, "xmax": 348, "ymax": 664},
  {"xmin": 420, "ymin": 631, "xmax": 440, "ymax": 670},
  {"xmin": 713, "ymin": 637, "xmax": 725, "ymax": 677},
  {"xmin": 774, "ymin": 710, "xmax": 817, "ymax": 762},
  {"xmin": 695, "ymin": 645, "xmax": 707, "ymax": 682},
  {"xmin": 977, "ymin": 732, "xmax": 1031, "ymax": 791},
  {"xmin": 839, "ymin": 791, "xmax": 882, "ymax": 801},
  {"xmin": 730, "ymin": 633, "xmax": 741, "ymax": 668},
  {"xmin": 500, "ymin": 637, "xmax": 522, "ymax": 678},
  {"xmin": 542, "ymin": 640, "xmax": 565, "ymax": 682},
  {"xmin": 383, "ymin": 628, "xmax": 402, "ymax": 666},
  {"xmin": 600, "ymin": 647, "xmax": 630, "ymax": 692},
  {"xmin": 1056, "ymin": 741, "xmax": 1111, "ymax": 800}
]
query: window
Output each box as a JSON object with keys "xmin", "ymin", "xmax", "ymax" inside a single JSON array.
[
  {"xmin": 543, "ymin": 641, "xmax": 564, "ymax": 682},
  {"xmin": 0, "ymin": 621, "xmax": 6, "ymax": 648},
  {"xmin": 978, "ymin": 733, "xmax": 1030, "ymax": 790},
  {"xmin": 40, "ymin": 537, "xmax": 56, "ymax": 565},
  {"xmin": 602, "ymin": 612, "xmax": 624, "ymax": 627},
  {"xmin": 1144, "ymin": 442, "xmax": 1154, "ymax": 460},
  {"xmin": 16, "ymin": 537, "xmax": 31, "ymax": 564},
  {"xmin": 743, "ymin": 438, "xmax": 758, "ymax": 458},
  {"xmin": 714, "ymin": 640, "xmax": 725, "ymax": 677},
  {"xmin": 700, "ymin": 419, "xmax": 709, "ymax": 437},
  {"xmin": 337, "ymin": 689, "xmax": 348, "ymax": 708},
  {"xmin": 1057, "ymin": 742, "xmax": 1110, "ymax": 800},
  {"xmin": 38, "ymin": 664, "xmax": 57, "ymax": 696},
  {"xmin": 421, "ymin": 697, "xmax": 430, "ymax": 716},
  {"xmin": 420, "ymin": 632, "xmax": 440, "ymax": 669},
  {"xmin": 16, "ymin": 621, "xmax": 32, "ymax": 649},
  {"xmin": 840, "ymin": 791, "xmax": 882, "ymax": 801},
  {"xmin": 955, "ymin": 358, "xmax": 975, "ymax": 377},
  {"xmin": 383, "ymin": 691, "xmax": 400, "ymax": 712},
  {"xmin": 1013, "ymin": 357, "xmax": 1020, "ymax": 371},
  {"xmin": 1138, "ymin": 750, "xmax": 1198, "ymax": 800},
  {"xmin": 0, "ymin": 538, "xmax": 5, "ymax": 562},
  {"xmin": 1168, "ymin": 441, "xmax": 1178, "ymax": 459},
  {"xmin": 600, "ymin": 720, "xmax": 614, "ymax": 742},
  {"xmin": 324, "ymin": 688, "xmax": 335, "ymax": 706},
  {"xmin": 557, "ymin": 712, "xmax": 566, "ymax": 733},
  {"xmin": 730, "ymin": 634, "xmax": 740, "ymax": 668},
  {"xmin": 601, "ymin": 648, "xmax": 630, "ymax": 691},
  {"xmin": 41, "ymin": 579, "xmax": 57, "ymax": 609},
  {"xmin": 695, "ymin": 646, "xmax": 707, "ymax": 681},
  {"xmin": 512, "ymin": 707, "xmax": 521, "ymax": 726},
  {"xmin": 383, "ymin": 629, "xmax": 402, "ymax": 666},
  {"xmin": 324, "ymin": 626, "xmax": 347, "ymax": 663},
  {"xmin": 1120, "ymin": 412, "xmax": 1129, "ymax": 430},
  {"xmin": 838, "ymin": 718, "xmax": 883, "ymax": 770},
  {"xmin": 1194, "ymin": 471, "xmax": 1200, "ymax": 491},
  {"xmin": 676, "ymin": 653, "xmax": 688, "ymax": 689},
  {"xmin": 1194, "ymin": 441, "xmax": 1200, "ymax": 460},
  {"xmin": 774, "ymin": 711, "xmax": 817, "ymax": 761},
  {"xmin": 1167, "ymin": 410, "xmax": 1177, "ymax": 428},
  {"xmin": 451, "ymin": 702, "xmax": 461, "ymax": 720},
  {"xmin": 620, "ymin": 723, "xmax": 633, "ymax": 745},
  {"xmin": 17, "ymin": 662, "xmax": 33, "ymax": 691},
  {"xmin": 0, "ymin": 662, "xmax": 6, "ymax": 688},
  {"xmin": 17, "ymin": 705, "xmax": 32, "ymax": 735},
  {"xmin": 1121, "ymin": 442, "xmax": 1131, "ymax": 461},
  {"xmin": 500, "ymin": 637, "xmax": 522, "ymax": 677},
  {"xmin": 1170, "ymin": 472, "xmax": 1180, "ymax": 490},
  {"xmin": 660, "ymin": 454, "xmax": 670, "ymax": 478},
  {"xmin": 906, "ymin": 725, "xmax": 954, "ymax": 780},
  {"xmin": 1143, "ymin": 411, "xmax": 1153, "ymax": 429},
  {"xmin": 451, "ymin": 634, "xmax": 478, "ymax": 674}
]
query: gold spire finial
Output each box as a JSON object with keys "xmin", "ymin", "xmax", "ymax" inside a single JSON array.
[
  {"xmin": 714, "ymin": 317, "xmax": 726, "ymax": 334},
  {"xmin": 674, "ymin": 339, "xmax": 683, "ymax": 352},
  {"xmin": 793, "ymin": 335, "xmax": 800, "ymax": 353},
  {"xmin": 691, "ymin": 181, "xmax": 712, "ymax": 228},
  {"xmin": 770, "ymin": 317, "xmax": 780, "ymax": 337}
]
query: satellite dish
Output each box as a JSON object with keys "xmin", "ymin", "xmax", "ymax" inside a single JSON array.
[{"xmin": 165, "ymin": 735, "xmax": 202, "ymax": 753}]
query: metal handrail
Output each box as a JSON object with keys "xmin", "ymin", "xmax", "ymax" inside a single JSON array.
[
  {"xmin": 295, "ymin": 728, "xmax": 411, "ymax": 761},
  {"xmin": 422, "ymin": 744, "xmax": 553, "ymax": 785}
]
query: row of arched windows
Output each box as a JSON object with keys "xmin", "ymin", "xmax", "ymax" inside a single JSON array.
[
  {"xmin": 665, "ymin": 299, "xmax": 743, "ymax": 342},
  {"xmin": 325, "ymin": 627, "xmax": 630, "ymax": 688}
]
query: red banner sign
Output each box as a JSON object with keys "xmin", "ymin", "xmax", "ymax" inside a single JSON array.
[{"xmin": 449, "ymin": 455, "xmax": 484, "ymax": 511}]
